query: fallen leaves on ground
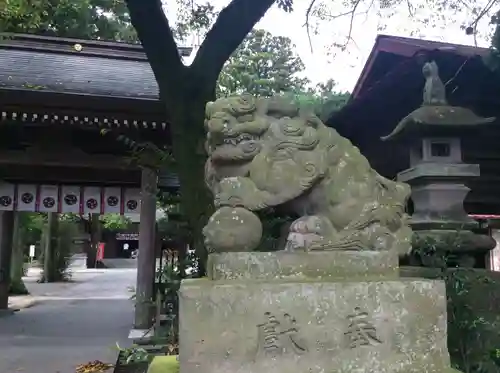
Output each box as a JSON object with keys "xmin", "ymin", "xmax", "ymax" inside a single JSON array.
[
  {"xmin": 166, "ymin": 343, "xmax": 179, "ymax": 355},
  {"xmin": 75, "ymin": 360, "xmax": 114, "ymax": 373}
]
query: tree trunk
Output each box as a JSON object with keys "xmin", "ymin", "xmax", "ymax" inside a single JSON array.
[
  {"xmin": 42, "ymin": 213, "xmax": 59, "ymax": 283},
  {"xmin": 85, "ymin": 214, "xmax": 101, "ymax": 268},
  {"xmin": 92, "ymin": 214, "xmax": 102, "ymax": 266},
  {"xmin": 0, "ymin": 211, "xmax": 14, "ymax": 309},
  {"xmin": 84, "ymin": 240, "xmax": 96, "ymax": 269},
  {"xmin": 134, "ymin": 167, "xmax": 158, "ymax": 329},
  {"xmin": 9, "ymin": 212, "xmax": 28, "ymax": 294},
  {"xmin": 164, "ymin": 81, "xmax": 215, "ymax": 275}
]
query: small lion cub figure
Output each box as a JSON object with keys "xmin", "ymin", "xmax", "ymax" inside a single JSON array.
[{"xmin": 422, "ymin": 61, "xmax": 447, "ymax": 106}]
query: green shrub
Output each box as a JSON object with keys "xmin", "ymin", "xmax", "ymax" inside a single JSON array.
[{"xmin": 147, "ymin": 356, "xmax": 178, "ymax": 373}]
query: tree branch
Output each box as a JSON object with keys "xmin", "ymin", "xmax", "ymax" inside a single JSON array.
[
  {"xmin": 191, "ymin": 0, "xmax": 276, "ymax": 83},
  {"xmin": 304, "ymin": 0, "xmax": 317, "ymax": 52},
  {"xmin": 125, "ymin": 0, "xmax": 185, "ymax": 86},
  {"xmin": 344, "ymin": 0, "xmax": 362, "ymax": 48}
]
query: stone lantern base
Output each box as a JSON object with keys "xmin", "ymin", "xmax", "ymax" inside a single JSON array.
[{"xmin": 408, "ymin": 229, "xmax": 496, "ymax": 268}]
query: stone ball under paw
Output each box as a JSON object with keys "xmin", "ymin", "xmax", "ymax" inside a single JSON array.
[{"xmin": 203, "ymin": 207, "xmax": 262, "ymax": 253}]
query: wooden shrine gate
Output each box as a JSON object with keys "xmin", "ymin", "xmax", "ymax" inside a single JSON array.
[{"xmin": 0, "ymin": 33, "xmax": 190, "ymax": 329}]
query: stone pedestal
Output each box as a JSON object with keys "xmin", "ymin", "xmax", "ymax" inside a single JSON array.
[{"xmin": 179, "ymin": 251, "xmax": 459, "ymax": 373}]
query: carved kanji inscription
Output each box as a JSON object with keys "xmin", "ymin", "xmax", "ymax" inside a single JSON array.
[
  {"xmin": 256, "ymin": 312, "xmax": 307, "ymax": 356},
  {"xmin": 344, "ymin": 307, "xmax": 382, "ymax": 349}
]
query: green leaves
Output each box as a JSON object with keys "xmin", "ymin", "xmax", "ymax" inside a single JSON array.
[
  {"xmin": 487, "ymin": 11, "xmax": 500, "ymax": 74},
  {"xmin": 217, "ymin": 28, "xmax": 309, "ymax": 97},
  {"xmin": 0, "ymin": 0, "xmax": 138, "ymax": 42},
  {"xmin": 216, "ymin": 28, "xmax": 349, "ymax": 119},
  {"xmin": 293, "ymin": 79, "xmax": 350, "ymax": 120},
  {"xmin": 172, "ymin": 0, "xmax": 218, "ymax": 44},
  {"xmin": 100, "ymin": 213, "xmax": 132, "ymax": 230}
]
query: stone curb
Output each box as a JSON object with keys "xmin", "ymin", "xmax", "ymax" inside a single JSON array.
[
  {"xmin": 8, "ymin": 296, "xmax": 39, "ymax": 311},
  {"xmin": 0, "ymin": 308, "xmax": 16, "ymax": 317}
]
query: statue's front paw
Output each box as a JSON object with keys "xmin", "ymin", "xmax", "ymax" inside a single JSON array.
[
  {"xmin": 306, "ymin": 229, "xmax": 367, "ymax": 251},
  {"xmin": 284, "ymin": 215, "xmax": 336, "ymax": 252},
  {"xmin": 215, "ymin": 177, "xmax": 252, "ymax": 208},
  {"xmin": 285, "ymin": 232, "xmax": 324, "ymax": 252},
  {"xmin": 215, "ymin": 176, "xmax": 270, "ymax": 210}
]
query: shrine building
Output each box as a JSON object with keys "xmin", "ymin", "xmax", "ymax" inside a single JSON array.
[
  {"xmin": 0, "ymin": 33, "xmax": 189, "ymax": 329},
  {"xmin": 327, "ymin": 35, "xmax": 500, "ymax": 216}
]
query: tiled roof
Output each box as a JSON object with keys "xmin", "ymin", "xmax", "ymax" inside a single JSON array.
[
  {"xmin": 352, "ymin": 34, "xmax": 488, "ymax": 99},
  {"xmin": 0, "ymin": 33, "xmax": 192, "ymax": 100},
  {"xmin": 0, "ymin": 48, "xmax": 161, "ymax": 98}
]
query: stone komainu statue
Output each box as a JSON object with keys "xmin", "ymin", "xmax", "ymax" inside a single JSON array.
[{"xmin": 202, "ymin": 94, "xmax": 412, "ymax": 255}]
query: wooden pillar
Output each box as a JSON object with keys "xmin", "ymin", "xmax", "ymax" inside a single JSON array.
[
  {"xmin": 10, "ymin": 211, "xmax": 28, "ymax": 294},
  {"xmin": 0, "ymin": 211, "xmax": 14, "ymax": 309},
  {"xmin": 90, "ymin": 213, "xmax": 102, "ymax": 267},
  {"xmin": 134, "ymin": 167, "xmax": 158, "ymax": 329},
  {"xmin": 42, "ymin": 212, "xmax": 60, "ymax": 282}
]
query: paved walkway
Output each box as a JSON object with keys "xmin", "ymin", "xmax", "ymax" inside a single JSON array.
[{"xmin": 0, "ymin": 269, "xmax": 136, "ymax": 373}]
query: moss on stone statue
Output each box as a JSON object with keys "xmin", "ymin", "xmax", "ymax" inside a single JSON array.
[{"xmin": 207, "ymin": 251, "xmax": 399, "ymax": 282}]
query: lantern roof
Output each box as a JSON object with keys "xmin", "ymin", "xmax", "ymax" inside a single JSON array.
[{"xmin": 381, "ymin": 60, "xmax": 495, "ymax": 141}]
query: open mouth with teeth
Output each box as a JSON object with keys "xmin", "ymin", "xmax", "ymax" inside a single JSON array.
[
  {"xmin": 219, "ymin": 133, "xmax": 257, "ymax": 146},
  {"xmin": 210, "ymin": 133, "xmax": 261, "ymax": 162}
]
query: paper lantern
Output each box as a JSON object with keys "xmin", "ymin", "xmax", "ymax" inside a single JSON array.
[
  {"xmin": 38, "ymin": 185, "xmax": 59, "ymax": 213},
  {"xmin": 103, "ymin": 187, "xmax": 122, "ymax": 214},
  {"xmin": 83, "ymin": 186, "xmax": 102, "ymax": 215},
  {"xmin": 61, "ymin": 185, "xmax": 81, "ymax": 214},
  {"xmin": 0, "ymin": 183, "xmax": 15, "ymax": 211},
  {"xmin": 123, "ymin": 188, "xmax": 141, "ymax": 214},
  {"xmin": 16, "ymin": 184, "xmax": 37, "ymax": 212}
]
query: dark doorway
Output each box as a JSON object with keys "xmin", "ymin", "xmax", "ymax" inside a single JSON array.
[{"xmin": 117, "ymin": 239, "xmax": 138, "ymax": 258}]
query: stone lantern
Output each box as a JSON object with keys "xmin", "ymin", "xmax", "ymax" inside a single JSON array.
[{"xmin": 382, "ymin": 60, "xmax": 496, "ymax": 267}]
